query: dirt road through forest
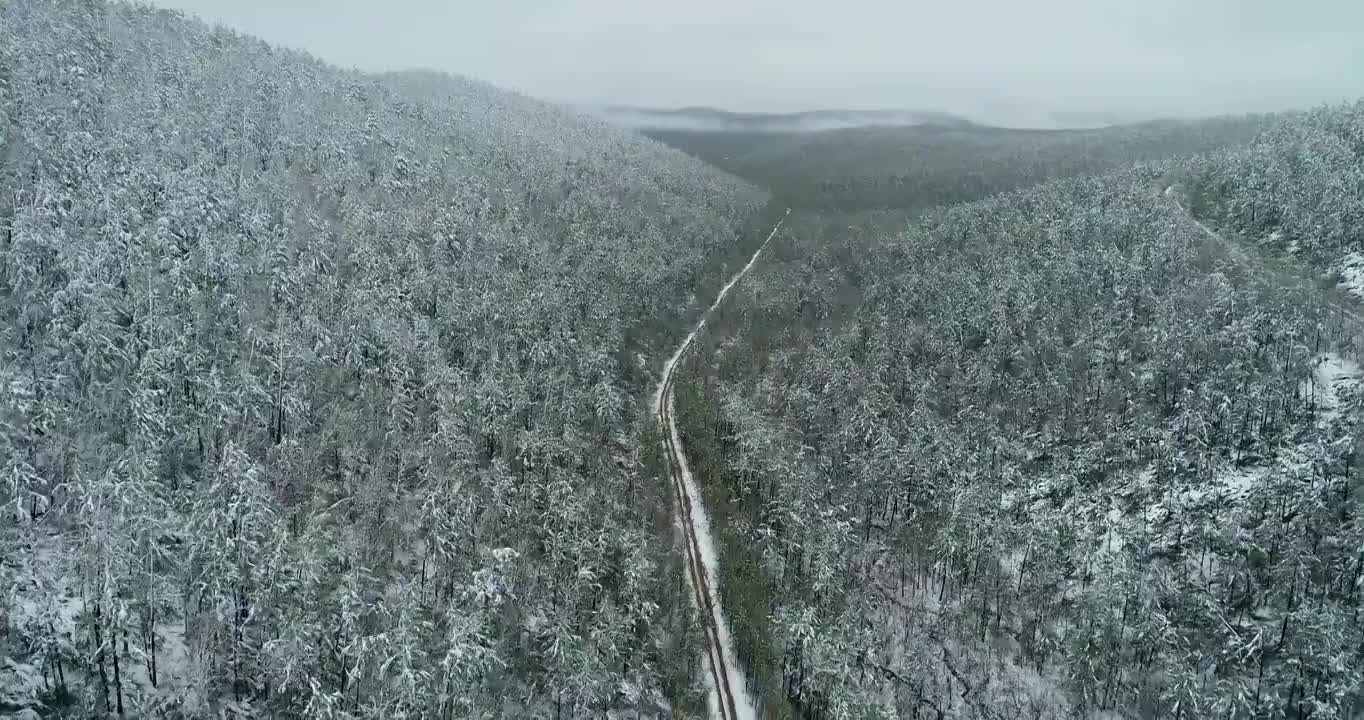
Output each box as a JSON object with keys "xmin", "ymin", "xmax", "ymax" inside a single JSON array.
[{"xmin": 654, "ymin": 209, "xmax": 788, "ymax": 720}]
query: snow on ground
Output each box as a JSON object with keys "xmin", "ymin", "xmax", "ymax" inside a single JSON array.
[
  {"xmin": 1100, "ymin": 506, "xmax": 1125, "ymax": 554},
  {"xmin": 1304, "ymin": 352, "xmax": 1362, "ymax": 428},
  {"xmin": 2, "ymin": 536, "xmax": 80, "ymax": 714},
  {"xmin": 1276, "ymin": 232, "xmax": 1297, "ymax": 255},
  {"xmin": 1131, "ymin": 352, "xmax": 1360, "ymax": 540},
  {"xmin": 1333, "ymin": 251, "xmax": 1364, "ymax": 301},
  {"xmin": 1212, "ymin": 466, "xmax": 1265, "ymax": 502},
  {"xmin": 864, "ymin": 548, "xmax": 1072, "ymax": 717},
  {"xmin": 0, "ymin": 659, "xmax": 47, "ymax": 716},
  {"xmin": 1166, "ymin": 463, "xmax": 1270, "ymax": 510},
  {"xmin": 1076, "ymin": 351, "xmax": 1362, "ymax": 586},
  {"xmin": 864, "ymin": 346, "xmax": 1357, "ymax": 715},
  {"xmin": 2, "ymin": 532, "xmax": 194, "ymax": 714},
  {"xmin": 1230, "ymin": 355, "xmax": 1351, "ymax": 487}
]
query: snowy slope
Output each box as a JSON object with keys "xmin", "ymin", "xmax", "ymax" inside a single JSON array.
[{"xmin": 1334, "ymin": 251, "xmax": 1364, "ymax": 301}]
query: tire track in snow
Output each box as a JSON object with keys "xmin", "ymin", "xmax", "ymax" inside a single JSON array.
[{"xmin": 655, "ymin": 209, "xmax": 789, "ymax": 720}]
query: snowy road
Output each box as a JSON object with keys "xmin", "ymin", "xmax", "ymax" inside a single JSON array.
[{"xmin": 655, "ymin": 209, "xmax": 788, "ymax": 720}]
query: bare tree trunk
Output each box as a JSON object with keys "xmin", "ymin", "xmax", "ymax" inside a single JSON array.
[
  {"xmin": 113, "ymin": 621, "xmax": 125, "ymax": 715},
  {"xmin": 93, "ymin": 600, "xmax": 111, "ymax": 714},
  {"xmin": 149, "ymin": 603, "xmax": 158, "ymax": 689}
]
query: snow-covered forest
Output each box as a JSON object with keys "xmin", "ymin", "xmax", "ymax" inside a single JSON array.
[
  {"xmin": 672, "ymin": 140, "xmax": 1364, "ymax": 714},
  {"xmin": 1183, "ymin": 102, "xmax": 1364, "ymax": 301},
  {"xmin": 5, "ymin": 1, "xmax": 1364, "ymax": 719},
  {"xmin": 0, "ymin": 0, "xmax": 772, "ymax": 716}
]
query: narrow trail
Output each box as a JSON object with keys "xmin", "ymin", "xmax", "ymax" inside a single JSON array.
[
  {"xmin": 655, "ymin": 209, "xmax": 789, "ymax": 720},
  {"xmin": 1162, "ymin": 185, "xmax": 1364, "ymax": 326}
]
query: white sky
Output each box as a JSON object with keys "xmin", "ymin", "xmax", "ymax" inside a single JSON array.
[{"xmin": 149, "ymin": 0, "xmax": 1364, "ymax": 120}]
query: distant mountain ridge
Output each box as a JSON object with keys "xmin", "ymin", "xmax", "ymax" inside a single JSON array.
[
  {"xmin": 592, "ymin": 103, "xmax": 1220, "ymax": 133},
  {"xmin": 595, "ymin": 104, "xmax": 973, "ymax": 132}
]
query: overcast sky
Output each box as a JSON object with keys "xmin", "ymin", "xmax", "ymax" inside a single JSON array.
[{"xmin": 150, "ymin": 0, "xmax": 1364, "ymax": 122}]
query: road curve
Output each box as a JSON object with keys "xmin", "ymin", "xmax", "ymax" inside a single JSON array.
[{"xmin": 654, "ymin": 209, "xmax": 789, "ymax": 720}]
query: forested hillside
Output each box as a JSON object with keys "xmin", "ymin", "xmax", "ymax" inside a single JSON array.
[
  {"xmin": 649, "ymin": 117, "xmax": 1271, "ymax": 212},
  {"xmin": 0, "ymin": 0, "xmax": 770, "ymax": 716},
  {"xmin": 1182, "ymin": 101, "xmax": 1364, "ymax": 302},
  {"xmin": 675, "ymin": 155, "xmax": 1364, "ymax": 715}
]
